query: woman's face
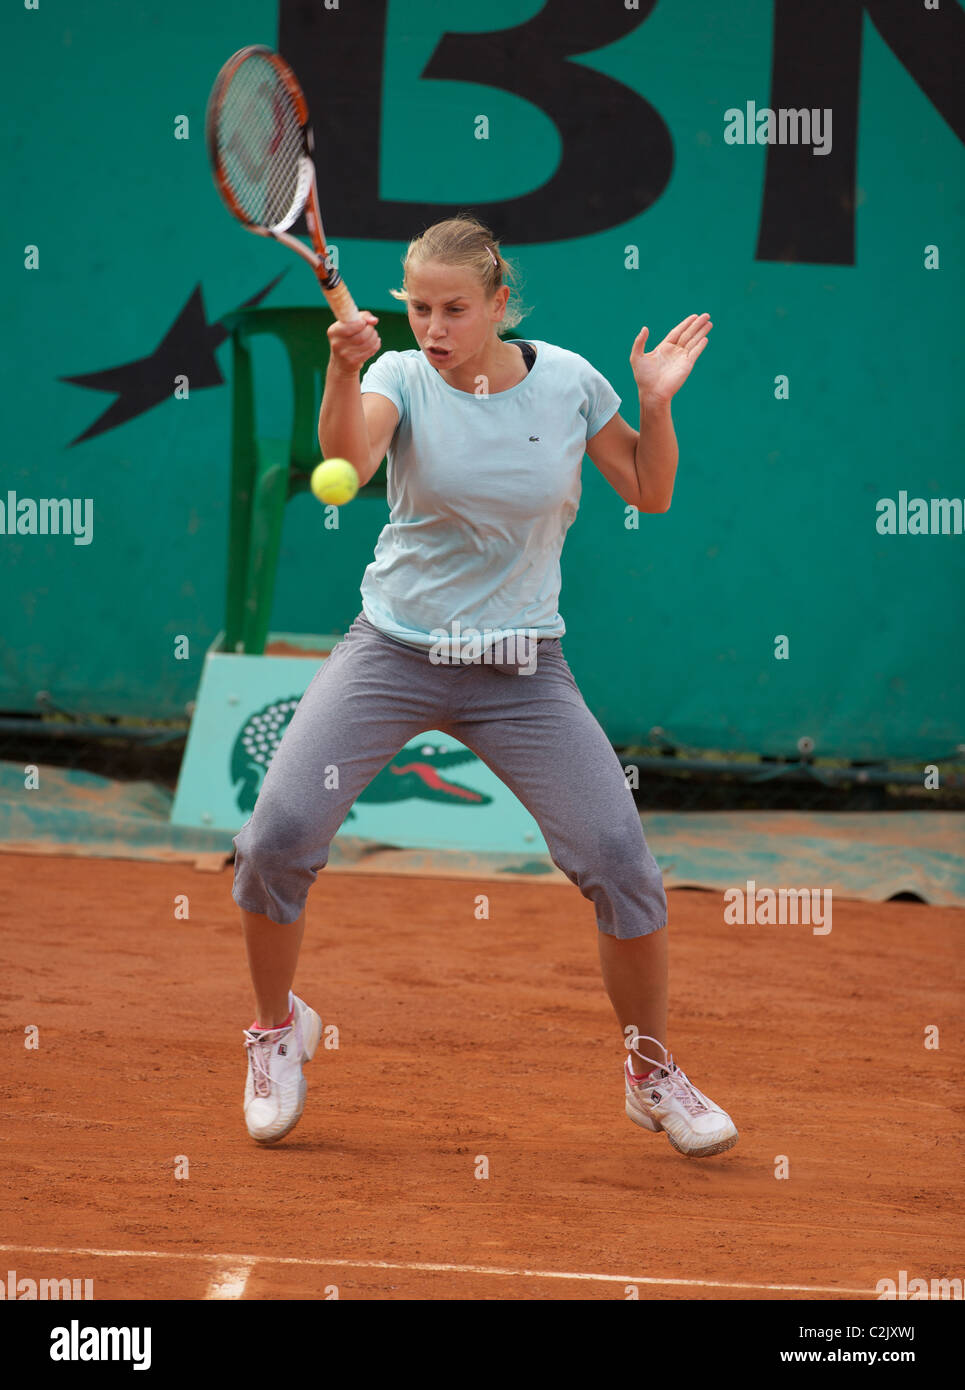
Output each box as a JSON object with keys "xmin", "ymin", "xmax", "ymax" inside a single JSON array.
[{"xmin": 405, "ymin": 259, "xmax": 510, "ymax": 368}]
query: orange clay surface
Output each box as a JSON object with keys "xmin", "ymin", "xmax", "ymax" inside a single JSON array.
[{"xmin": 1, "ymin": 853, "xmax": 961, "ymax": 1301}]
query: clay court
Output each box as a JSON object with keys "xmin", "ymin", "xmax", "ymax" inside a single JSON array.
[{"xmin": 3, "ymin": 852, "xmax": 961, "ymax": 1301}]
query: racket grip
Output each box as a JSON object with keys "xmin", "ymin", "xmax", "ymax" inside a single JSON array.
[{"xmin": 320, "ymin": 277, "xmax": 360, "ymax": 323}]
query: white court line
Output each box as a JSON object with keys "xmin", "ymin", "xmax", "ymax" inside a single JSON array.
[
  {"xmin": 204, "ymin": 1258, "xmax": 256, "ymax": 1300},
  {"xmin": 0, "ymin": 1244, "xmax": 875, "ymax": 1296}
]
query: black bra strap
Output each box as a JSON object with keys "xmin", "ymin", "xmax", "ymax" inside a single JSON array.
[{"xmin": 515, "ymin": 340, "xmax": 536, "ymax": 372}]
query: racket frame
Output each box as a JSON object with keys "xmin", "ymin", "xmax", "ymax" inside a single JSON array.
[{"xmin": 206, "ymin": 44, "xmax": 359, "ymax": 321}]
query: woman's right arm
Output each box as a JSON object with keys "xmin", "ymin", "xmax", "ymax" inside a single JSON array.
[{"xmin": 318, "ymin": 312, "xmax": 396, "ymax": 488}]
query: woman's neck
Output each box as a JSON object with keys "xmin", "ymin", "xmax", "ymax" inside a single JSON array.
[{"xmin": 437, "ymin": 339, "xmax": 529, "ymax": 395}]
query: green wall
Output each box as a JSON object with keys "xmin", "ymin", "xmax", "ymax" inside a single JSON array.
[{"xmin": 3, "ymin": 0, "xmax": 963, "ymax": 759}]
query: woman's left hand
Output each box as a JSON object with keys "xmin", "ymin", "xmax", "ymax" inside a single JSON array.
[{"xmin": 630, "ymin": 313, "xmax": 713, "ymax": 405}]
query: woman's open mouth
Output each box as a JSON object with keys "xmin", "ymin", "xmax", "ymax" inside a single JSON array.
[{"xmin": 426, "ymin": 347, "xmax": 450, "ymax": 361}]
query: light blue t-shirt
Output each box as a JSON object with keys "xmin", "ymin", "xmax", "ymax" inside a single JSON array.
[{"xmin": 358, "ymin": 339, "xmax": 621, "ymax": 657}]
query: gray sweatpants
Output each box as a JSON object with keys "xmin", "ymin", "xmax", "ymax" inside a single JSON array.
[{"xmin": 232, "ymin": 613, "xmax": 667, "ymax": 938}]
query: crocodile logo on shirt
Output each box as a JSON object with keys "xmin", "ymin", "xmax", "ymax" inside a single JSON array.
[{"xmin": 529, "ymin": 435, "xmax": 540, "ymax": 442}]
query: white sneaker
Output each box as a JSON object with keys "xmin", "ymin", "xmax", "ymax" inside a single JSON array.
[
  {"xmin": 625, "ymin": 1035, "xmax": 738, "ymax": 1158},
  {"xmin": 243, "ymin": 992, "xmax": 322, "ymax": 1144}
]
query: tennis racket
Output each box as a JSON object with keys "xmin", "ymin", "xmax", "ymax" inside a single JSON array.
[{"xmin": 205, "ymin": 44, "xmax": 359, "ymax": 322}]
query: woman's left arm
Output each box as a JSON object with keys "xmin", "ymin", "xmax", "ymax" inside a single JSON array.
[{"xmin": 586, "ymin": 313, "xmax": 712, "ymax": 514}]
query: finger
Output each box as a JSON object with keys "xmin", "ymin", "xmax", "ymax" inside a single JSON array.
[
  {"xmin": 632, "ymin": 326, "xmax": 650, "ymax": 351},
  {"xmin": 350, "ymin": 342, "xmax": 380, "ymax": 364},
  {"xmin": 677, "ymin": 313, "xmax": 711, "ymax": 348},
  {"xmin": 332, "ymin": 333, "xmax": 380, "ymax": 366},
  {"xmin": 687, "ymin": 335, "xmax": 710, "ymax": 361},
  {"xmin": 333, "ymin": 317, "xmax": 375, "ymax": 339},
  {"xmin": 683, "ymin": 320, "xmax": 713, "ymax": 353},
  {"xmin": 663, "ymin": 314, "xmax": 699, "ymax": 346}
]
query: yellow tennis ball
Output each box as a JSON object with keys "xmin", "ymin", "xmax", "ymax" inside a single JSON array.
[{"xmin": 311, "ymin": 458, "xmax": 359, "ymax": 506}]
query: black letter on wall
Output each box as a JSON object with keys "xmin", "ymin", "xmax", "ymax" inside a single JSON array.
[
  {"xmin": 758, "ymin": 0, "xmax": 965, "ymax": 265},
  {"xmin": 278, "ymin": 0, "xmax": 671, "ymax": 243}
]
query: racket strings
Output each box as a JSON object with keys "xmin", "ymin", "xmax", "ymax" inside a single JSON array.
[{"xmin": 217, "ymin": 55, "xmax": 306, "ymax": 230}]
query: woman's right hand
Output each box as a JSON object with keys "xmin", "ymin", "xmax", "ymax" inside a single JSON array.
[{"xmin": 327, "ymin": 311, "xmax": 381, "ymax": 373}]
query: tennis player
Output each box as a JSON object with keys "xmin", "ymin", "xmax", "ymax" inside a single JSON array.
[{"xmin": 232, "ymin": 216, "xmax": 738, "ymax": 1159}]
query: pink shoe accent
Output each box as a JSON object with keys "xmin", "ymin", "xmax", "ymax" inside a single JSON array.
[
  {"xmin": 627, "ymin": 1059, "xmax": 657, "ymax": 1083},
  {"xmin": 253, "ymin": 1007, "xmax": 294, "ymax": 1031}
]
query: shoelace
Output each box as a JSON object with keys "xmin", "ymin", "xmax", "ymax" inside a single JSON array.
[
  {"xmin": 628, "ymin": 1035, "xmax": 710, "ymax": 1116},
  {"xmin": 664, "ymin": 1068, "xmax": 710, "ymax": 1117},
  {"xmin": 244, "ymin": 1024, "xmax": 290, "ymax": 1099}
]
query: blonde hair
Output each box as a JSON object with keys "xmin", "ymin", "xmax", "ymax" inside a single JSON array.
[{"xmin": 389, "ymin": 214, "xmax": 528, "ymax": 334}]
